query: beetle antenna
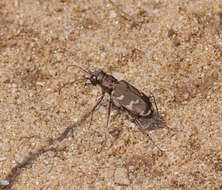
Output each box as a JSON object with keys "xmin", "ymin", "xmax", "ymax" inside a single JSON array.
[
  {"xmin": 58, "ymin": 78, "xmax": 87, "ymax": 95},
  {"xmin": 59, "ymin": 64, "xmax": 93, "ymax": 94},
  {"xmin": 66, "ymin": 64, "xmax": 92, "ymax": 76}
]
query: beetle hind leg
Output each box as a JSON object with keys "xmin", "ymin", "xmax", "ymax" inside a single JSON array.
[
  {"xmin": 134, "ymin": 118, "xmax": 163, "ymax": 153},
  {"xmin": 148, "ymin": 94, "xmax": 178, "ymax": 133},
  {"xmin": 147, "ymin": 93, "xmax": 159, "ymax": 114}
]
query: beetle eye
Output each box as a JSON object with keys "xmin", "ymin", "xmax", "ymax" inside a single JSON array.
[
  {"xmin": 92, "ymin": 76, "xmax": 97, "ymax": 82},
  {"xmin": 90, "ymin": 75, "xmax": 97, "ymax": 85}
]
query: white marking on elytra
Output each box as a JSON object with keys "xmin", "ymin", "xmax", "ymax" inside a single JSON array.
[
  {"xmin": 116, "ymin": 94, "xmax": 124, "ymax": 100},
  {"xmin": 126, "ymin": 99, "xmax": 140, "ymax": 110},
  {"xmin": 112, "ymin": 98, "xmax": 121, "ymax": 107},
  {"xmin": 141, "ymin": 109, "xmax": 151, "ymax": 116}
]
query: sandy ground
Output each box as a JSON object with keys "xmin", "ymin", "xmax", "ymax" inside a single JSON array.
[{"xmin": 0, "ymin": 0, "xmax": 222, "ymax": 189}]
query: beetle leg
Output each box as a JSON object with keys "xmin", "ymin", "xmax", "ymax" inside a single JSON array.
[
  {"xmin": 148, "ymin": 93, "xmax": 159, "ymax": 114},
  {"xmin": 147, "ymin": 94, "xmax": 178, "ymax": 133},
  {"xmin": 89, "ymin": 92, "xmax": 105, "ymax": 128},
  {"xmin": 134, "ymin": 118, "xmax": 163, "ymax": 153},
  {"xmin": 101, "ymin": 96, "xmax": 112, "ymax": 150}
]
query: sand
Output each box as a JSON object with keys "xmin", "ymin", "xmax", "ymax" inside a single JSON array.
[{"xmin": 0, "ymin": 0, "xmax": 221, "ymax": 189}]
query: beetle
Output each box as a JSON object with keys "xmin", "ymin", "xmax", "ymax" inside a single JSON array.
[
  {"xmin": 0, "ymin": 66, "xmax": 167, "ymax": 190},
  {"xmin": 62, "ymin": 65, "xmax": 165, "ymax": 152}
]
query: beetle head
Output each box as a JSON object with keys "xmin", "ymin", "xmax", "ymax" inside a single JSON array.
[{"xmin": 89, "ymin": 69, "xmax": 105, "ymax": 85}]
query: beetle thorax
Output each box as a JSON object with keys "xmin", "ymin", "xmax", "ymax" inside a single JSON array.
[{"xmin": 90, "ymin": 70, "xmax": 118, "ymax": 94}]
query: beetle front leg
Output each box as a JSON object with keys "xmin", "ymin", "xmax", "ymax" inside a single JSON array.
[{"xmin": 89, "ymin": 92, "xmax": 105, "ymax": 127}]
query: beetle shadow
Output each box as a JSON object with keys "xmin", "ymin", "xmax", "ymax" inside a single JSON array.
[
  {"xmin": 137, "ymin": 111, "xmax": 166, "ymax": 131},
  {"xmin": 137, "ymin": 111, "xmax": 177, "ymax": 133}
]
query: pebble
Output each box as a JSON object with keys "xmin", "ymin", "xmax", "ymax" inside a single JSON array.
[
  {"xmin": 114, "ymin": 168, "xmax": 130, "ymax": 185},
  {"xmin": 1, "ymin": 180, "xmax": 9, "ymax": 186},
  {"xmin": 110, "ymin": 10, "xmax": 117, "ymax": 18},
  {"xmin": 0, "ymin": 157, "xmax": 6, "ymax": 161}
]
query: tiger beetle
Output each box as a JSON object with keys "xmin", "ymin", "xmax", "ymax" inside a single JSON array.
[{"xmin": 61, "ymin": 64, "xmax": 167, "ymax": 152}]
